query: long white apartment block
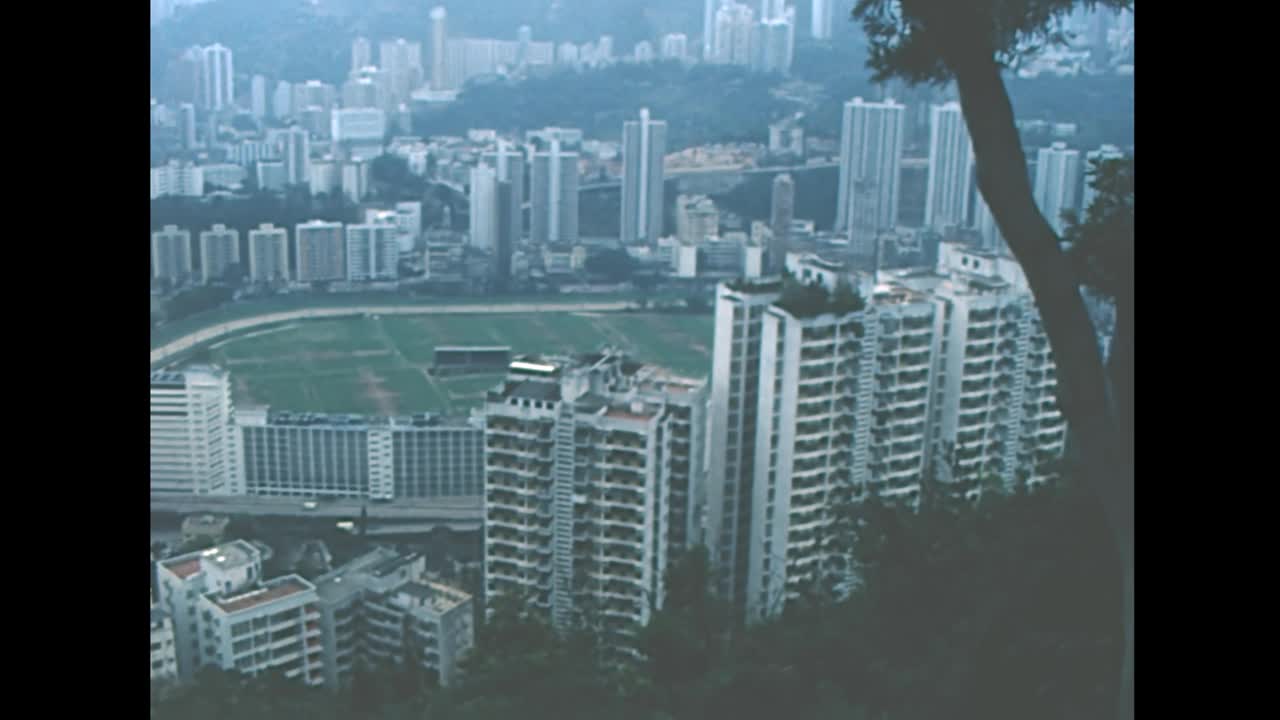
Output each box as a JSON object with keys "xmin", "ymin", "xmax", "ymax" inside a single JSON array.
[{"xmin": 483, "ymin": 352, "xmax": 707, "ymax": 643}]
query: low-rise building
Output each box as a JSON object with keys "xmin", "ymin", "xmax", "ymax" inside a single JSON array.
[{"xmin": 314, "ymin": 549, "xmax": 474, "ymax": 687}]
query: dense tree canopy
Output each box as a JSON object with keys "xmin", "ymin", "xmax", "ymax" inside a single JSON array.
[{"xmin": 154, "ymin": 480, "xmax": 1120, "ymax": 720}]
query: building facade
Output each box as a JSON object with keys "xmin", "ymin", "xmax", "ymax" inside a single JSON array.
[
  {"xmin": 152, "ymin": 224, "xmax": 194, "ymax": 284},
  {"xmin": 1033, "ymin": 141, "xmax": 1082, "ymax": 234},
  {"xmin": 150, "ymin": 605, "xmax": 179, "ymax": 683},
  {"xmin": 294, "ymin": 220, "xmax": 345, "ymax": 283},
  {"xmin": 345, "ymin": 223, "xmax": 399, "ymax": 282},
  {"xmin": 483, "ymin": 353, "xmax": 707, "ymax": 642},
  {"xmin": 530, "ymin": 141, "xmax": 579, "ymax": 245},
  {"xmin": 199, "ymin": 224, "xmax": 240, "ymax": 284},
  {"xmin": 924, "ymin": 102, "xmax": 975, "ymax": 230},
  {"xmin": 151, "ymin": 366, "xmax": 240, "ymax": 496},
  {"xmin": 314, "ymin": 549, "xmax": 474, "ymax": 687},
  {"xmin": 835, "ymin": 98, "xmax": 906, "ymax": 238},
  {"xmin": 247, "ymin": 223, "xmax": 290, "ymax": 283},
  {"xmin": 621, "ymin": 108, "xmax": 668, "ymax": 245}
]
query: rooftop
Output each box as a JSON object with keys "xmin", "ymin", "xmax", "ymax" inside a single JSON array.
[
  {"xmin": 394, "ymin": 581, "xmax": 471, "ymax": 614},
  {"xmin": 605, "ymin": 405, "xmax": 658, "ymax": 422},
  {"xmin": 211, "ymin": 576, "xmax": 313, "ymax": 614},
  {"xmin": 161, "ymin": 540, "xmax": 258, "ymax": 580}
]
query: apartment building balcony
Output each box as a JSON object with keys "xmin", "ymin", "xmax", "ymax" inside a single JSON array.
[{"xmin": 968, "ymin": 325, "xmax": 997, "ymax": 342}]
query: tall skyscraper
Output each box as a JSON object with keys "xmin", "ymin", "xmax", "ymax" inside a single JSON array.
[
  {"xmin": 150, "ymin": 366, "xmax": 240, "ymax": 496},
  {"xmin": 469, "ymin": 165, "xmax": 498, "ymax": 251},
  {"xmin": 743, "ymin": 269, "xmax": 936, "ymax": 622},
  {"xmin": 704, "ymin": 0, "xmax": 718, "ymax": 59},
  {"xmin": 179, "ymin": 103, "xmax": 197, "ymax": 150},
  {"xmin": 352, "ymin": 36, "xmax": 372, "ymax": 73},
  {"xmin": 493, "ymin": 181, "xmax": 517, "ymax": 292},
  {"xmin": 483, "ymin": 352, "xmax": 707, "ymax": 634},
  {"xmin": 247, "ymin": 223, "xmax": 290, "ymax": 283},
  {"xmin": 294, "ymin": 220, "xmax": 345, "ymax": 283},
  {"xmin": 199, "ymin": 224, "xmax": 241, "ymax": 284},
  {"xmin": 812, "ymin": 0, "xmax": 834, "ymax": 40},
  {"xmin": 431, "ymin": 7, "xmax": 448, "ymax": 90},
  {"xmin": 151, "ymin": 225, "xmax": 193, "ymax": 285},
  {"xmin": 482, "ymin": 141, "xmax": 526, "ymax": 242},
  {"xmin": 707, "ymin": 278, "xmax": 784, "ymax": 621},
  {"xmin": 715, "ymin": 3, "xmax": 755, "ymax": 65},
  {"xmin": 200, "ymin": 44, "xmax": 234, "ymax": 111},
  {"xmin": 281, "ymin": 126, "xmax": 310, "ymax": 186},
  {"xmin": 621, "ymin": 108, "xmax": 667, "ymax": 244},
  {"xmin": 250, "ymin": 75, "xmax": 267, "ymax": 119},
  {"xmin": 1081, "ymin": 144, "xmax": 1125, "ymax": 213},
  {"xmin": 1033, "ymin": 142, "xmax": 1082, "ymax": 235},
  {"xmin": 769, "ymin": 174, "xmax": 794, "ymax": 273},
  {"xmin": 530, "ymin": 141, "xmax": 579, "ymax": 245},
  {"xmin": 924, "ymin": 102, "xmax": 975, "ymax": 230},
  {"xmin": 835, "ymin": 97, "xmax": 905, "ymax": 237}
]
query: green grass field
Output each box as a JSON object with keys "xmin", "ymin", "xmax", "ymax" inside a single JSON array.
[{"xmin": 201, "ymin": 312, "xmax": 715, "ymax": 416}]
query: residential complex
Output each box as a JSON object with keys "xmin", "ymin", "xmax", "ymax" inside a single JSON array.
[
  {"xmin": 708, "ymin": 247, "xmax": 1067, "ymax": 623},
  {"xmin": 155, "ymin": 540, "xmax": 476, "ymax": 691},
  {"xmin": 483, "ymin": 352, "xmax": 707, "ymax": 641},
  {"xmin": 157, "ymin": 541, "xmax": 324, "ymax": 685},
  {"xmin": 314, "ymin": 549, "xmax": 474, "ymax": 687}
]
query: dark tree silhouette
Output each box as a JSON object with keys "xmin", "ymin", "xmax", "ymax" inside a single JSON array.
[{"xmin": 849, "ymin": 2, "xmax": 1134, "ymax": 717}]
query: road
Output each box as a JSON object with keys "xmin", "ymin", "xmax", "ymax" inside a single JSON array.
[
  {"xmin": 580, "ymin": 161, "xmax": 840, "ymax": 192},
  {"xmin": 150, "ymin": 493, "xmax": 483, "ymax": 530},
  {"xmin": 151, "ymin": 300, "xmax": 635, "ymax": 367}
]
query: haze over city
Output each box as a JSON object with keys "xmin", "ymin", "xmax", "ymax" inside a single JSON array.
[{"xmin": 151, "ymin": 2, "xmax": 1135, "ymax": 718}]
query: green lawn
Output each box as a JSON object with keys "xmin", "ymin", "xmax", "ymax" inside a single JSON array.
[{"xmin": 204, "ymin": 312, "xmax": 714, "ymax": 416}]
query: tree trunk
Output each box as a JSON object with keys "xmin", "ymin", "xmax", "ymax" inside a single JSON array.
[{"xmin": 942, "ymin": 44, "xmax": 1134, "ymax": 720}]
